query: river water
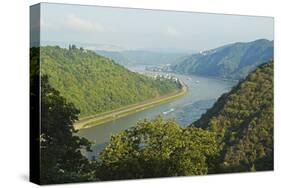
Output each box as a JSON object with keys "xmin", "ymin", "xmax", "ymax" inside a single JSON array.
[{"xmin": 77, "ymin": 67, "xmax": 236, "ymax": 158}]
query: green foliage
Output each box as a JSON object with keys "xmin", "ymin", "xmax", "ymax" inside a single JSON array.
[
  {"xmin": 172, "ymin": 39, "xmax": 273, "ymax": 79},
  {"xmin": 40, "ymin": 75, "xmax": 97, "ymax": 184},
  {"xmin": 36, "ymin": 46, "xmax": 180, "ymax": 117},
  {"xmin": 96, "ymin": 117, "xmax": 219, "ymax": 180},
  {"xmin": 194, "ymin": 61, "xmax": 273, "ymax": 173}
]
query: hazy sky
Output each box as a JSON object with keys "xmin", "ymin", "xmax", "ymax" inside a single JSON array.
[{"xmin": 38, "ymin": 3, "xmax": 274, "ymax": 52}]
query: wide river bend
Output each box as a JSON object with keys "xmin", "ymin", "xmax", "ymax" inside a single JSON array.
[{"xmin": 78, "ymin": 68, "xmax": 236, "ymax": 158}]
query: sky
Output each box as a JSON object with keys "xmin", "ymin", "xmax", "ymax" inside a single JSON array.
[{"xmin": 33, "ymin": 3, "xmax": 274, "ymax": 52}]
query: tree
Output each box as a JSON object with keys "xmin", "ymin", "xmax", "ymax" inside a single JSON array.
[
  {"xmin": 96, "ymin": 117, "xmax": 219, "ymax": 180},
  {"xmin": 40, "ymin": 75, "xmax": 96, "ymax": 184}
]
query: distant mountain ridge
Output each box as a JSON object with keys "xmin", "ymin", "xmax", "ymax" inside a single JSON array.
[
  {"xmin": 40, "ymin": 41, "xmax": 187, "ymax": 67},
  {"xmin": 96, "ymin": 50, "xmax": 186, "ymax": 66},
  {"xmin": 40, "ymin": 41, "xmax": 131, "ymax": 51},
  {"xmin": 95, "ymin": 50, "xmax": 131, "ymax": 66},
  {"xmin": 171, "ymin": 39, "xmax": 273, "ymax": 79}
]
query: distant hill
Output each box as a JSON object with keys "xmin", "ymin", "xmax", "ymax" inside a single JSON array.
[
  {"xmin": 37, "ymin": 46, "xmax": 181, "ymax": 117},
  {"xmin": 171, "ymin": 39, "xmax": 273, "ymax": 79},
  {"xmin": 40, "ymin": 41, "xmax": 130, "ymax": 51},
  {"xmin": 194, "ymin": 61, "xmax": 273, "ymax": 172},
  {"xmin": 95, "ymin": 50, "xmax": 185, "ymax": 66},
  {"xmin": 95, "ymin": 50, "xmax": 131, "ymax": 66},
  {"xmin": 40, "ymin": 41, "xmax": 186, "ymax": 67}
]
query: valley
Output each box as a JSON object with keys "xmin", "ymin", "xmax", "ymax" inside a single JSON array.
[
  {"xmin": 38, "ymin": 42, "xmax": 273, "ymax": 161},
  {"xmin": 77, "ymin": 69, "xmax": 236, "ymax": 157}
]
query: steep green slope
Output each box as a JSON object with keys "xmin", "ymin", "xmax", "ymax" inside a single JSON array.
[
  {"xmin": 38, "ymin": 46, "xmax": 181, "ymax": 117},
  {"xmin": 194, "ymin": 61, "xmax": 273, "ymax": 172},
  {"xmin": 172, "ymin": 39, "xmax": 273, "ymax": 79}
]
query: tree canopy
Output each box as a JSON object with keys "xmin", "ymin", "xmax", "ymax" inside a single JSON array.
[
  {"xmin": 96, "ymin": 117, "xmax": 219, "ymax": 180},
  {"xmin": 40, "ymin": 75, "xmax": 96, "ymax": 184}
]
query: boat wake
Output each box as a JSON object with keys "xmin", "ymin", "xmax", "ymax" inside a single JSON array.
[{"xmin": 162, "ymin": 108, "xmax": 175, "ymax": 115}]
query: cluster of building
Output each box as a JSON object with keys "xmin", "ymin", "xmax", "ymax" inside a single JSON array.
[
  {"xmin": 145, "ymin": 64, "xmax": 172, "ymax": 72},
  {"xmin": 152, "ymin": 73, "xmax": 179, "ymax": 82}
]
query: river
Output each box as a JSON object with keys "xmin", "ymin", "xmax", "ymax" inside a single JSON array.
[{"xmin": 77, "ymin": 66, "xmax": 237, "ymax": 158}]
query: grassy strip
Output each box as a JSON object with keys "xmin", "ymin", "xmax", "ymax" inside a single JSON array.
[{"xmin": 74, "ymin": 81, "xmax": 187, "ymax": 130}]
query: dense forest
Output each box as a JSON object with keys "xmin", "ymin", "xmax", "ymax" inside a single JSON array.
[
  {"xmin": 37, "ymin": 46, "xmax": 181, "ymax": 117},
  {"xmin": 171, "ymin": 39, "xmax": 273, "ymax": 79},
  {"xmin": 194, "ymin": 61, "xmax": 273, "ymax": 172},
  {"xmin": 34, "ymin": 46, "xmax": 273, "ymax": 184}
]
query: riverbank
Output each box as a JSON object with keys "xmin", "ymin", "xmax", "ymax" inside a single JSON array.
[{"xmin": 74, "ymin": 81, "xmax": 187, "ymax": 130}]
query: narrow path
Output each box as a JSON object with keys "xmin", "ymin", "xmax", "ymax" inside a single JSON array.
[{"xmin": 74, "ymin": 81, "xmax": 187, "ymax": 130}]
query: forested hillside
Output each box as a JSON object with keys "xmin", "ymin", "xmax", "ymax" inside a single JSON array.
[
  {"xmin": 172, "ymin": 39, "xmax": 273, "ymax": 79},
  {"xmin": 194, "ymin": 61, "xmax": 273, "ymax": 172},
  {"xmin": 37, "ymin": 46, "xmax": 181, "ymax": 117}
]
